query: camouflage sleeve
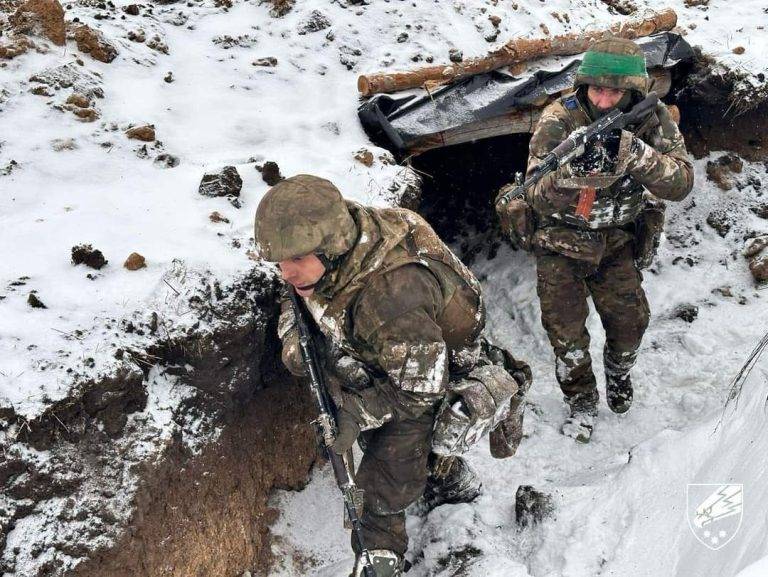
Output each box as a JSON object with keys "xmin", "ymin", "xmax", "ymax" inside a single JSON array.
[
  {"xmin": 351, "ymin": 263, "xmax": 448, "ymax": 422},
  {"xmin": 623, "ymin": 103, "xmax": 694, "ymax": 201},
  {"xmin": 277, "ymin": 296, "xmax": 307, "ymax": 377},
  {"xmin": 525, "ymin": 103, "xmax": 581, "ymax": 217}
]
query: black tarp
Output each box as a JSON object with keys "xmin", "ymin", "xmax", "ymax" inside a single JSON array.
[{"xmin": 358, "ymin": 32, "xmax": 695, "ymax": 155}]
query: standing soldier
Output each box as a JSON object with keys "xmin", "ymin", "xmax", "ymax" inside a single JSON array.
[
  {"xmin": 498, "ymin": 38, "xmax": 693, "ymax": 443},
  {"xmin": 255, "ymin": 175, "xmax": 530, "ymax": 576}
]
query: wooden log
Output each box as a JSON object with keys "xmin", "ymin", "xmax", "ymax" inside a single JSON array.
[{"xmin": 358, "ymin": 8, "xmax": 677, "ymax": 97}]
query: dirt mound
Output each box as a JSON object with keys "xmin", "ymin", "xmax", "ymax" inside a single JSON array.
[
  {"xmin": 73, "ymin": 24, "xmax": 118, "ymax": 63},
  {"xmin": 0, "ymin": 269, "xmax": 318, "ymax": 576},
  {"xmin": 9, "ymin": 0, "xmax": 65, "ymax": 45},
  {"xmin": 675, "ymin": 54, "xmax": 768, "ymax": 161}
]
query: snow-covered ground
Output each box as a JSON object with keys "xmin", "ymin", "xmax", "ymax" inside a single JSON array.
[
  {"xmin": 2, "ymin": 0, "xmax": 768, "ymax": 575},
  {"xmin": 2, "ymin": 0, "xmax": 767, "ymax": 420},
  {"xmin": 268, "ymin": 156, "xmax": 768, "ymax": 577}
]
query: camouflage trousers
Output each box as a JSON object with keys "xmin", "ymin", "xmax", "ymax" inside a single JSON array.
[
  {"xmin": 353, "ymin": 407, "xmax": 436, "ymax": 556},
  {"xmin": 535, "ymin": 243, "xmax": 650, "ymax": 400}
]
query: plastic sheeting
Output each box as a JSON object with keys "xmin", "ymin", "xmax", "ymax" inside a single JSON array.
[{"xmin": 358, "ymin": 32, "xmax": 695, "ymax": 155}]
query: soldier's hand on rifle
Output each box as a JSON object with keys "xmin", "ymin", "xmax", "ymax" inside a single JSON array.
[
  {"xmin": 331, "ymin": 408, "xmax": 361, "ymax": 455},
  {"xmin": 328, "ymin": 352, "xmax": 372, "ymax": 391},
  {"xmin": 570, "ymin": 129, "xmax": 622, "ymax": 176}
]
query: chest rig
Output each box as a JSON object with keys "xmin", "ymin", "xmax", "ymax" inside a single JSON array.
[{"xmin": 553, "ymin": 94, "xmax": 659, "ymax": 230}]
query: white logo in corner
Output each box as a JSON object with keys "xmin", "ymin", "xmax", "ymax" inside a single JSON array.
[{"xmin": 687, "ymin": 484, "xmax": 743, "ymax": 550}]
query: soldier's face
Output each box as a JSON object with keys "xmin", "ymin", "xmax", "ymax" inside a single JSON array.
[
  {"xmin": 278, "ymin": 254, "xmax": 327, "ymax": 297},
  {"xmin": 587, "ymin": 85, "xmax": 626, "ymax": 110}
]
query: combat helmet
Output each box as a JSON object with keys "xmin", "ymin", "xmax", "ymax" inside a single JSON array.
[
  {"xmin": 254, "ymin": 174, "xmax": 358, "ymax": 262},
  {"xmin": 574, "ymin": 37, "xmax": 649, "ymax": 95}
]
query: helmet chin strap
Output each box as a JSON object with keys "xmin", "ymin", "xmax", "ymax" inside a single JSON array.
[
  {"xmin": 316, "ymin": 252, "xmax": 338, "ymax": 272},
  {"xmin": 312, "ymin": 252, "xmax": 344, "ymax": 291}
]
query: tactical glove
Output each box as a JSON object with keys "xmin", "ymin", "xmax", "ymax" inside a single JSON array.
[
  {"xmin": 327, "ymin": 353, "xmax": 372, "ymax": 391},
  {"xmin": 570, "ymin": 129, "xmax": 622, "ymax": 176},
  {"xmin": 331, "ymin": 408, "xmax": 361, "ymax": 455}
]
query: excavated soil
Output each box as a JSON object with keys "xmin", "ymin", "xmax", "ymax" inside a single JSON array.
[
  {"xmin": 674, "ymin": 56, "xmax": 768, "ymax": 161},
  {"xmin": 1, "ymin": 270, "xmax": 319, "ymax": 577},
  {"xmin": 73, "ymin": 382, "xmax": 317, "ymax": 577}
]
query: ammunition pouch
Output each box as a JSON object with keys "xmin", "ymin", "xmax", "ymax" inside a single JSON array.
[
  {"xmin": 634, "ymin": 197, "xmax": 666, "ymax": 269},
  {"xmin": 496, "ymin": 184, "xmax": 536, "ymax": 252}
]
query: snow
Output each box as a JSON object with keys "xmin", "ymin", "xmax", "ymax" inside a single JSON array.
[
  {"xmin": 269, "ymin": 157, "xmax": 768, "ymax": 576},
  {"xmin": 2, "ymin": 0, "xmax": 766, "ymax": 419},
  {"xmin": 1, "ymin": 0, "xmax": 767, "ymax": 574}
]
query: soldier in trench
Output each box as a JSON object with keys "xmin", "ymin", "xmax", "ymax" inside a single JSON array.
[
  {"xmin": 254, "ymin": 174, "xmax": 531, "ymax": 576},
  {"xmin": 497, "ymin": 37, "xmax": 694, "ymax": 443}
]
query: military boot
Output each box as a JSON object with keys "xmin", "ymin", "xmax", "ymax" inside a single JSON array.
[
  {"xmin": 604, "ymin": 348, "xmax": 636, "ymax": 414},
  {"xmin": 351, "ymin": 549, "xmax": 403, "ymax": 577},
  {"xmin": 605, "ymin": 371, "xmax": 633, "ymax": 414},
  {"xmin": 561, "ymin": 390, "xmax": 598, "ymax": 443},
  {"xmin": 423, "ymin": 455, "xmax": 482, "ymax": 511}
]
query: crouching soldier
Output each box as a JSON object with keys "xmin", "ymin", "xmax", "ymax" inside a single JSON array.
[
  {"xmin": 255, "ymin": 174, "xmax": 531, "ymax": 576},
  {"xmin": 497, "ymin": 37, "xmax": 693, "ymax": 443}
]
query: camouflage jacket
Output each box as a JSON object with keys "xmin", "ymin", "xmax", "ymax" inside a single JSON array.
[
  {"xmin": 526, "ymin": 91, "xmax": 694, "ymax": 260},
  {"xmin": 279, "ymin": 202, "xmax": 485, "ymax": 429}
]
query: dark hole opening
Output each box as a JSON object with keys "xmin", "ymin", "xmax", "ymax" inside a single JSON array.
[{"xmin": 412, "ymin": 133, "xmax": 531, "ymax": 264}]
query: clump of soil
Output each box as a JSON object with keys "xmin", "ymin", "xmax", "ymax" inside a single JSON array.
[
  {"xmin": 126, "ymin": 125, "xmax": 156, "ymax": 142},
  {"xmin": 72, "ymin": 244, "xmax": 108, "ymax": 269},
  {"xmin": 354, "ymin": 149, "xmax": 374, "ymax": 167},
  {"xmin": 705, "ymin": 153, "xmax": 743, "ymax": 191},
  {"xmin": 744, "ymin": 235, "xmax": 768, "ymax": 284},
  {"xmin": 268, "ymin": 0, "xmax": 294, "ymax": 18},
  {"xmin": 27, "ymin": 292, "xmax": 47, "ymax": 308},
  {"xmin": 674, "ymin": 303, "xmax": 699, "ymax": 323},
  {"xmin": 66, "ymin": 93, "xmax": 91, "ymax": 108},
  {"xmin": 515, "ymin": 485, "xmax": 554, "ymax": 527},
  {"xmin": 9, "ymin": 0, "xmax": 65, "ymax": 45},
  {"xmin": 123, "ymin": 252, "xmax": 146, "ymax": 270},
  {"xmin": 209, "ymin": 211, "xmax": 230, "ymax": 223},
  {"xmin": 0, "ymin": 35, "xmax": 33, "ymax": 59},
  {"xmin": 73, "ymin": 24, "xmax": 118, "ymax": 63},
  {"xmin": 199, "ymin": 166, "xmax": 243, "ymax": 198},
  {"xmin": 706, "ymin": 210, "xmax": 732, "ymax": 238},
  {"xmin": 253, "ymin": 57, "xmax": 278, "ymax": 67},
  {"xmin": 258, "ymin": 161, "xmax": 283, "ymax": 186}
]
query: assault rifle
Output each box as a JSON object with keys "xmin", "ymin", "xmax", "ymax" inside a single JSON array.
[
  {"xmin": 287, "ymin": 287, "xmax": 377, "ymax": 577},
  {"xmin": 495, "ymin": 91, "xmax": 659, "ymax": 209}
]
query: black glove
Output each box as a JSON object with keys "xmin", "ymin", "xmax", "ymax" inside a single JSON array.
[
  {"xmin": 570, "ymin": 129, "xmax": 622, "ymax": 176},
  {"xmin": 331, "ymin": 409, "xmax": 361, "ymax": 455},
  {"xmin": 327, "ymin": 353, "xmax": 372, "ymax": 391}
]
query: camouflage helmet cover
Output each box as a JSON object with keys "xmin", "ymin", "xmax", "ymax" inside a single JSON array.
[
  {"xmin": 574, "ymin": 36, "xmax": 649, "ymax": 95},
  {"xmin": 254, "ymin": 174, "xmax": 358, "ymax": 262}
]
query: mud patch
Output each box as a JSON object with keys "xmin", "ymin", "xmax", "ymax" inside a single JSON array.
[
  {"xmin": 73, "ymin": 382, "xmax": 317, "ymax": 577},
  {"xmin": 674, "ymin": 56, "xmax": 768, "ymax": 161},
  {"xmin": 71, "ymin": 244, "xmax": 108, "ymax": 269}
]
